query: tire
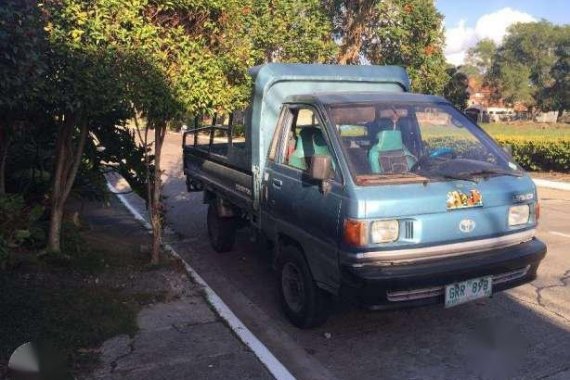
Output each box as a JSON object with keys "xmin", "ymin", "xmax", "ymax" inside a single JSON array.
[
  {"xmin": 207, "ymin": 203, "xmax": 237, "ymax": 253},
  {"xmin": 278, "ymin": 244, "xmax": 331, "ymax": 328}
]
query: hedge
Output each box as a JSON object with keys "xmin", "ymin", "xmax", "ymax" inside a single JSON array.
[{"xmin": 494, "ymin": 136, "xmax": 570, "ymax": 173}]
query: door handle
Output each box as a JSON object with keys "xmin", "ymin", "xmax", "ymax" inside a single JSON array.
[{"xmin": 272, "ymin": 178, "xmax": 283, "ymax": 188}]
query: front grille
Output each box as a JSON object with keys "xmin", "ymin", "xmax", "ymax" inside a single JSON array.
[
  {"xmin": 403, "ymin": 220, "xmax": 414, "ymax": 240},
  {"xmin": 386, "ymin": 265, "xmax": 531, "ymax": 302}
]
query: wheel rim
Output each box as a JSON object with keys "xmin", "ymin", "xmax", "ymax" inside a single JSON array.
[{"xmin": 281, "ymin": 262, "xmax": 305, "ymax": 313}]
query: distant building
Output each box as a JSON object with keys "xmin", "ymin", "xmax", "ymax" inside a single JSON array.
[{"xmin": 467, "ymin": 77, "xmax": 501, "ymax": 108}]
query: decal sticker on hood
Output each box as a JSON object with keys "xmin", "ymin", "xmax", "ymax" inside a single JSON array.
[{"xmin": 447, "ymin": 190, "xmax": 483, "ymax": 210}]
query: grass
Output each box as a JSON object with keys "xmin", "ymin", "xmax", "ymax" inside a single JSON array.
[
  {"xmin": 0, "ymin": 217, "xmax": 156, "ymax": 377},
  {"xmin": 481, "ymin": 122, "xmax": 570, "ymax": 139},
  {"xmin": 0, "ymin": 283, "xmax": 138, "ymax": 375}
]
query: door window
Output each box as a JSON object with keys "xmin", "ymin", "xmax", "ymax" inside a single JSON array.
[{"xmin": 282, "ymin": 107, "xmax": 334, "ymax": 173}]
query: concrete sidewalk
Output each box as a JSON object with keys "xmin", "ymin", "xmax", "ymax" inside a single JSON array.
[
  {"xmin": 83, "ymin": 196, "xmax": 272, "ymax": 380},
  {"xmin": 532, "ymin": 178, "xmax": 570, "ymax": 191}
]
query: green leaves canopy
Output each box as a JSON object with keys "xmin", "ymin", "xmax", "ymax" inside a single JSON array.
[
  {"xmin": 488, "ymin": 21, "xmax": 570, "ymax": 111},
  {"xmin": 326, "ymin": 0, "xmax": 449, "ymax": 94}
]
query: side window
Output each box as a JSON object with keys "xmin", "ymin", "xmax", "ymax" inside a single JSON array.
[
  {"xmin": 282, "ymin": 107, "xmax": 334, "ymax": 173},
  {"xmin": 268, "ymin": 106, "xmax": 291, "ymax": 162}
]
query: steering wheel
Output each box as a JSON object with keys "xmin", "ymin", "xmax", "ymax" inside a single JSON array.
[
  {"xmin": 429, "ymin": 147, "xmax": 455, "ymax": 159},
  {"xmin": 410, "ymin": 147, "xmax": 455, "ymax": 172}
]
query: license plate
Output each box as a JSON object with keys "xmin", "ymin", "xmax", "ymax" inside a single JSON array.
[{"xmin": 445, "ymin": 276, "xmax": 492, "ymax": 308}]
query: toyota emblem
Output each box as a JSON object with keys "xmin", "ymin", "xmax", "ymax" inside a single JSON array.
[{"xmin": 459, "ymin": 219, "xmax": 476, "ymax": 233}]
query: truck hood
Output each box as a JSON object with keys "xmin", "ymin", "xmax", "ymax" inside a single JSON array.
[{"xmin": 348, "ymin": 175, "xmax": 537, "ymax": 248}]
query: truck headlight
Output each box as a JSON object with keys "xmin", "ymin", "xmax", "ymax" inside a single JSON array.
[
  {"xmin": 509, "ymin": 205, "xmax": 530, "ymax": 226},
  {"xmin": 370, "ymin": 220, "xmax": 399, "ymax": 243}
]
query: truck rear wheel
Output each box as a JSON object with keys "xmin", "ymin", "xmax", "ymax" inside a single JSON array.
[
  {"xmin": 207, "ymin": 203, "xmax": 237, "ymax": 253},
  {"xmin": 278, "ymin": 245, "xmax": 330, "ymax": 328}
]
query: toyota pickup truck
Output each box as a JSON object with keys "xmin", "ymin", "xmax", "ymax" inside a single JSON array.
[{"xmin": 182, "ymin": 63, "xmax": 546, "ymax": 328}]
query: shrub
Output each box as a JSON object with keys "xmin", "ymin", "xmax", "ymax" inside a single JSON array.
[
  {"xmin": 495, "ymin": 136, "xmax": 570, "ymax": 172},
  {"xmin": 0, "ymin": 194, "xmax": 45, "ymax": 266}
]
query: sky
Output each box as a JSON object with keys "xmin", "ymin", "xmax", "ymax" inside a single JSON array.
[{"xmin": 436, "ymin": 0, "xmax": 570, "ymax": 65}]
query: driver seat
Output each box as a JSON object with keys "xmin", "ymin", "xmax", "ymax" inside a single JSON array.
[
  {"xmin": 288, "ymin": 127, "xmax": 331, "ymax": 170},
  {"xmin": 368, "ymin": 130, "xmax": 416, "ymax": 174}
]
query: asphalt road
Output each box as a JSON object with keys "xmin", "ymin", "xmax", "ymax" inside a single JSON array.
[{"xmin": 162, "ymin": 132, "xmax": 570, "ymax": 380}]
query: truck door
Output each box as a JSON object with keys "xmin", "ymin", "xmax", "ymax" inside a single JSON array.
[{"xmin": 262, "ymin": 105, "xmax": 344, "ymax": 292}]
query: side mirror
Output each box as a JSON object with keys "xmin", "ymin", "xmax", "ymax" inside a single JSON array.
[
  {"xmin": 502, "ymin": 144, "xmax": 513, "ymax": 156},
  {"xmin": 309, "ymin": 155, "xmax": 333, "ymax": 181}
]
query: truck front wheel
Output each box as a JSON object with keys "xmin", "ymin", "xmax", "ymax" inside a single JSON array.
[
  {"xmin": 207, "ymin": 203, "xmax": 237, "ymax": 253},
  {"xmin": 278, "ymin": 245, "xmax": 330, "ymax": 328}
]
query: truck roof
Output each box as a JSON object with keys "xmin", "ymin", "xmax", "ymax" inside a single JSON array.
[
  {"xmin": 285, "ymin": 91, "xmax": 449, "ymax": 105},
  {"xmin": 249, "ymin": 63, "xmax": 411, "ymax": 92}
]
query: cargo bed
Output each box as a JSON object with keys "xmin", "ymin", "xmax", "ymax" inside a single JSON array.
[{"xmin": 182, "ymin": 125, "xmax": 254, "ymax": 212}]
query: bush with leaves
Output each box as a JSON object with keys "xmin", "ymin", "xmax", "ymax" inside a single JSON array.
[
  {"xmin": 0, "ymin": 194, "xmax": 45, "ymax": 267},
  {"xmin": 495, "ymin": 136, "xmax": 570, "ymax": 172}
]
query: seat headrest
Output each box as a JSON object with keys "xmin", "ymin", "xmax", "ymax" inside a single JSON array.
[
  {"xmin": 313, "ymin": 130, "xmax": 326, "ymax": 147},
  {"xmin": 375, "ymin": 130, "xmax": 404, "ymax": 151}
]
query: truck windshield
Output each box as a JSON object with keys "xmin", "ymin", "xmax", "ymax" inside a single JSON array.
[{"xmin": 327, "ymin": 102, "xmax": 521, "ymax": 183}]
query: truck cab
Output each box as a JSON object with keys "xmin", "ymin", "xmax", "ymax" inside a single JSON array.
[{"xmin": 183, "ymin": 64, "xmax": 546, "ymax": 328}]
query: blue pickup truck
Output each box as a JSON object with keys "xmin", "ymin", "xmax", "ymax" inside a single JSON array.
[{"xmin": 182, "ymin": 64, "xmax": 546, "ymax": 328}]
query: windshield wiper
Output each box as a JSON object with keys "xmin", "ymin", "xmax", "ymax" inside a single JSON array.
[
  {"xmin": 437, "ymin": 173, "xmax": 479, "ymax": 183},
  {"xmin": 460, "ymin": 168, "xmax": 524, "ymax": 179}
]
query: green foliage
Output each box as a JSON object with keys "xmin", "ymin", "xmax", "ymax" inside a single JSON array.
[
  {"xmin": 465, "ymin": 38, "xmax": 497, "ymax": 76},
  {"xmin": 0, "ymin": 194, "xmax": 45, "ymax": 266},
  {"xmin": 93, "ymin": 125, "xmax": 152, "ymax": 199},
  {"xmin": 488, "ymin": 21, "xmax": 570, "ymax": 112},
  {"xmin": 443, "ymin": 66, "xmax": 469, "ymax": 110},
  {"xmin": 495, "ymin": 63, "xmax": 534, "ymax": 106},
  {"xmin": 495, "ymin": 136, "xmax": 570, "ymax": 172},
  {"xmin": 328, "ymin": 0, "xmax": 448, "ymax": 94},
  {"xmin": 542, "ymin": 36, "xmax": 570, "ymax": 114},
  {"xmin": 250, "ymin": 0, "xmax": 337, "ymax": 64},
  {"xmin": 0, "ymin": 0, "xmax": 48, "ymax": 114}
]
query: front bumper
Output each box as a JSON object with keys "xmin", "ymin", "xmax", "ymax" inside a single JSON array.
[{"xmin": 340, "ymin": 237, "xmax": 547, "ymax": 308}]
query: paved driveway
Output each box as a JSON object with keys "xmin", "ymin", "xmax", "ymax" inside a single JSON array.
[{"xmin": 163, "ymin": 132, "xmax": 570, "ymax": 380}]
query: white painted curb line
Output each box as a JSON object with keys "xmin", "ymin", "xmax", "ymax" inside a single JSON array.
[
  {"xmin": 533, "ymin": 178, "xmax": 570, "ymax": 192},
  {"xmin": 106, "ymin": 182, "xmax": 295, "ymax": 380}
]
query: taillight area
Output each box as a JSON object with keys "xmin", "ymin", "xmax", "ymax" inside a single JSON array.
[{"xmin": 343, "ymin": 219, "xmax": 368, "ymax": 247}]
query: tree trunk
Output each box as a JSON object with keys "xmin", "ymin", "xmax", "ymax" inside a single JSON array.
[
  {"xmin": 557, "ymin": 108, "xmax": 564, "ymax": 123},
  {"xmin": 47, "ymin": 116, "xmax": 88, "ymax": 253},
  {"xmin": 149, "ymin": 122, "xmax": 166, "ymax": 264},
  {"xmin": 0, "ymin": 125, "xmax": 10, "ymax": 195}
]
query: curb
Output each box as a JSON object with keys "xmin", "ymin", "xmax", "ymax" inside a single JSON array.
[
  {"xmin": 105, "ymin": 181, "xmax": 295, "ymax": 380},
  {"xmin": 533, "ymin": 178, "xmax": 570, "ymax": 192}
]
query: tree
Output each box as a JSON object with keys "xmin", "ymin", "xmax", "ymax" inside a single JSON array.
[
  {"xmin": 325, "ymin": 0, "xmax": 449, "ymax": 94},
  {"xmin": 490, "ymin": 21, "xmax": 563, "ymax": 111},
  {"xmin": 44, "ymin": 0, "xmax": 260, "ymax": 262},
  {"xmin": 249, "ymin": 0, "xmax": 337, "ymax": 63},
  {"xmin": 39, "ymin": 0, "xmax": 133, "ymax": 252},
  {"xmin": 542, "ymin": 27, "xmax": 570, "ymax": 118},
  {"xmin": 496, "ymin": 63, "xmax": 534, "ymax": 106},
  {"xmin": 465, "ymin": 38, "xmax": 497, "ymax": 76},
  {"xmin": 0, "ymin": 0, "xmax": 48, "ymax": 195},
  {"xmin": 443, "ymin": 66, "xmax": 469, "ymax": 110}
]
